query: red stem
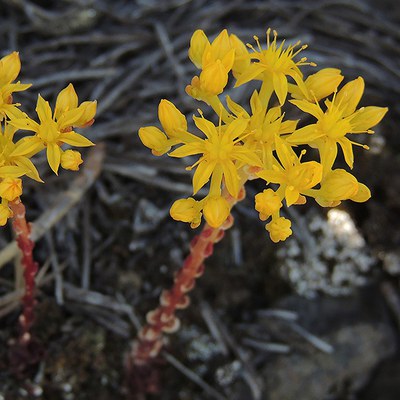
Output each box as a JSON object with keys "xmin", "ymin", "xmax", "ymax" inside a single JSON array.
[{"xmin": 9, "ymin": 198, "xmax": 38, "ymax": 345}]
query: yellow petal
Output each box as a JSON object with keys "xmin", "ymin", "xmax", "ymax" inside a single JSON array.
[
  {"xmin": 58, "ymin": 131, "xmax": 94, "ymax": 147},
  {"xmin": 211, "ymin": 29, "xmax": 231, "ymax": 60},
  {"xmin": 273, "ymin": 72, "xmax": 288, "ymax": 105},
  {"xmin": 14, "ymin": 157, "xmax": 43, "ymax": 182},
  {"xmin": 55, "ymin": 83, "xmax": 78, "ymax": 119},
  {"xmin": 350, "ymin": 106, "xmax": 388, "ymax": 131},
  {"xmin": 193, "ymin": 115, "xmax": 217, "ymax": 139},
  {"xmin": 192, "ymin": 160, "xmax": 215, "ymax": 194},
  {"xmin": 338, "ymin": 138, "xmax": 354, "ymax": 169},
  {"xmin": 221, "ymin": 159, "xmax": 239, "ymax": 198},
  {"xmin": 350, "ymin": 182, "xmax": 371, "ymax": 203},
  {"xmin": 0, "ymin": 203, "xmax": 12, "ymax": 226},
  {"xmin": 226, "ymin": 96, "xmax": 249, "ymax": 118},
  {"xmin": 47, "ymin": 143, "xmax": 62, "ymax": 174},
  {"xmin": 290, "ymin": 99, "xmax": 323, "ymax": 119},
  {"xmin": 335, "ymin": 77, "xmax": 364, "ymax": 117},
  {"xmin": 234, "ymin": 63, "xmax": 265, "ymax": 87},
  {"xmin": 10, "ymin": 136, "xmax": 44, "ymax": 157},
  {"xmin": 36, "ymin": 95, "xmax": 53, "ymax": 123},
  {"xmin": 188, "ymin": 30, "xmax": 210, "ymax": 68},
  {"xmin": 285, "ymin": 186, "xmax": 300, "ymax": 207},
  {"xmin": 230, "ymin": 34, "xmax": 250, "ymax": 77}
]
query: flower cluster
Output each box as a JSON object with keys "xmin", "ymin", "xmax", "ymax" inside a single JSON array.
[
  {"xmin": 138, "ymin": 29, "xmax": 387, "ymax": 242},
  {"xmin": 0, "ymin": 52, "xmax": 96, "ymax": 226}
]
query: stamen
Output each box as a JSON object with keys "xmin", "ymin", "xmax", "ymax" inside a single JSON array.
[{"xmin": 253, "ymin": 35, "xmax": 263, "ymax": 52}]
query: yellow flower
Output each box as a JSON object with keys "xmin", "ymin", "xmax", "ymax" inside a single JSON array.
[
  {"xmin": 266, "ymin": 217, "xmax": 292, "ymax": 242},
  {"xmin": 203, "ymin": 196, "xmax": 230, "ymax": 228},
  {"xmin": 170, "ymin": 197, "xmax": 202, "ymax": 228},
  {"xmin": 257, "ymin": 137, "xmax": 322, "ymax": 206},
  {"xmin": 289, "ymin": 77, "xmax": 388, "ymax": 170},
  {"xmin": 235, "ymin": 29, "xmax": 314, "ymax": 105},
  {"xmin": 0, "ymin": 202, "xmax": 12, "ymax": 226},
  {"xmin": 0, "ymin": 123, "xmax": 41, "ymax": 181},
  {"xmin": 227, "ymin": 91, "xmax": 298, "ymax": 168},
  {"xmin": 0, "ymin": 52, "xmax": 31, "ymax": 120},
  {"xmin": 8, "ymin": 85, "xmax": 96, "ymax": 174},
  {"xmin": 254, "ymin": 189, "xmax": 282, "ymax": 221},
  {"xmin": 0, "ymin": 177, "xmax": 22, "ymax": 201},
  {"xmin": 169, "ymin": 114, "xmax": 260, "ymax": 198},
  {"xmin": 61, "ymin": 149, "xmax": 83, "ymax": 171}
]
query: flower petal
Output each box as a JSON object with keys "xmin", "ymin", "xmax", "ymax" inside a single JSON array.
[
  {"xmin": 192, "ymin": 159, "xmax": 215, "ymax": 194},
  {"xmin": 58, "ymin": 131, "xmax": 94, "ymax": 147},
  {"xmin": 47, "ymin": 143, "xmax": 62, "ymax": 174}
]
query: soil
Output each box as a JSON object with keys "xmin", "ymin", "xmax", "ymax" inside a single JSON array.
[{"xmin": 0, "ymin": 1, "xmax": 399, "ymax": 399}]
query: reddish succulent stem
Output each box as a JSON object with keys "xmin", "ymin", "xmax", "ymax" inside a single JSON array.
[
  {"xmin": 129, "ymin": 218, "xmax": 231, "ymax": 367},
  {"xmin": 9, "ymin": 198, "xmax": 38, "ymax": 345}
]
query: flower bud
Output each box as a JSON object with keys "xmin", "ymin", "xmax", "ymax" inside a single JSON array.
[
  {"xmin": 315, "ymin": 169, "xmax": 359, "ymax": 207},
  {"xmin": 138, "ymin": 126, "xmax": 171, "ymax": 156},
  {"xmin": 158, "ymin": 99, "xmax": 187, "ymax": 138},
  {"xmin": 170, "ymin": 197, "xmax": 202, "ymax": 228},
  {"xmin": 203, "ymin": 196, "xmax": 230, "ymax": 228},
  {"xmin": 0, "ymin": 177, "xmax": 22, "ymax": 201},
  {"xmin": 266, "ymin": 217, "xmax": 292, "ymax": 243},
  {"xmin": 255, "ymin": 189, "xmax": 282, "ymax": 220},
  {"xmin": 199, "ymin": 60, "xmax": 228, "ymax": 96},
  {"xmin": 61, "ymin": 149, "xmax": 83, "ymax": 171}
]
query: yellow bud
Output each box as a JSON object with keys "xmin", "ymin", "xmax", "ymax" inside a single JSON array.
[
  {"xmin": 255, "ymin": 189, "xmax": 282, "ymax": 220},
  {"xmin": 61, "ymin": 150, "xmax": 83, "ymax": 171},
  {"xmin": 0, "ymin": 177, "xmax": 22, "ymax": 201},
  {"xmin": 0, "ymin": 203, "xmax": 12, "ymax": 226},
  {"xmin": 305, "ymin": 68, "xmax": 343, "ymax": 101},
  {"xmin": 138, "ymin": 126, "xmax": 171, "ymax": 156},
  {"xmin": 0, "ymin": 52, "xmax": 21, "ymax": 84},
  {"xmin": 188, "ymin": 30, "xmax": 209, "ymax": 69},
  {"xmin": 315, "ymin": 169, "xmax": 359, "ymax": 207},
  {"xmin": 158, "ymin": 99, "xmax": 187, "ymax": 138},
  {"xmin": 170, "ymin": 198, "xmax": 202, "ymax": 228},
  {"xmin": 203, "ymin": 196, "xmax": 230, "ymax": 228},
  {"xmin": 199, "ymin": 60, "xmax": 228, "ymax": 96},
  {"xmin": 74, "ymin": 101, "xmax": 97, "ymax": 127},
  {"xmin": 266, "ymin": 217, "xmax": 292, "ymax": 243}
]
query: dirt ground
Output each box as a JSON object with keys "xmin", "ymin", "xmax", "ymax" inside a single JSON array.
[{"xmin": 0, "ymin": 0, "xmax": 399, "ymax": 399}]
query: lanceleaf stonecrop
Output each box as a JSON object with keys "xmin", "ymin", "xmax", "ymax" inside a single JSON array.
[
  {"xmin": 138, "ymin": 28, "xmax": 387, "ymax": 243},
  {"xmin": 0, "ymin": 52, "xmax": 96, "ymax": 226}
]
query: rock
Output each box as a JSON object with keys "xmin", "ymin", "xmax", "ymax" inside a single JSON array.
[{"xmin": 260, "ymin": 288, "xmax": 397, "ymax": 399}]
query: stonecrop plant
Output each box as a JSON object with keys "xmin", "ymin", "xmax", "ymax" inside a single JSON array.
[
  {"xmin": 0, "ymin": 51, "xmax": 96, "ymax": 370},
  {"xmin": 130, "ymin": 28, "xmax": 387, "ymax": 393}
]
